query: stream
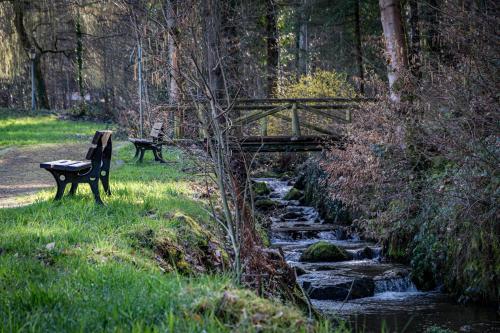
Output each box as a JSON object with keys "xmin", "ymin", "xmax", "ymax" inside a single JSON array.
[{"xmin": 255, "ymin": 177, "xmax": 500, "ymax": 333}]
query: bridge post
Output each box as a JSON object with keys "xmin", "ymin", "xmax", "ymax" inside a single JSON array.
[
  {"xmin": 346, "ymin": 109, "xmax": 352, "ymax": 123},
  {"xmin": 174, "ymin": 110, "xmax": 183, "ymax": 139},
  {"xmin": 291, "ymin": 103, "xmax": 301, "ymax": 136},
  {"xmin": 260, "ymin": 116, "xmax": 268, "ymax": 136}
]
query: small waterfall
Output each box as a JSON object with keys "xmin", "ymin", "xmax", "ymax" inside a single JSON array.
[
  {"xmin": 259, "ymin": 176, "xmax": 500, "ymax": 332},
  {"xmin": 374, "ymin": 276, "xmax": 418, "ymax": 293}
]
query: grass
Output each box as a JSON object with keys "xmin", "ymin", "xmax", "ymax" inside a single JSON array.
[
  {"xmin": 0, "ymin": 114, "xmax": 344, "ymax": 332},
  {"xmin": 0, "ymin": 109, "xmax": 110, "ymax": 148}
]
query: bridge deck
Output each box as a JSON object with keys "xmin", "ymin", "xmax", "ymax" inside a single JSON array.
[{"xmin": 233, "ymin": 135, "xmax": 340, "ymax": 152}]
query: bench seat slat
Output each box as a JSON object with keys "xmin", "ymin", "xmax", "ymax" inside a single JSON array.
[
  {"xmin": 129, "ymin": 138, "xmax": 154, "ymax": 144},
  {"xmin": 40, "ymin": 160, "xmax": 91, "ymax": 171}
]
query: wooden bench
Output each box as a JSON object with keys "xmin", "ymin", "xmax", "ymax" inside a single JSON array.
[
  {"xmin": 129, "ymin": 122, "xmax": 167, "ymax": 163},
  {"xmin": 40, "ymin": 130, "xmax": 112, "ymax": 204}
]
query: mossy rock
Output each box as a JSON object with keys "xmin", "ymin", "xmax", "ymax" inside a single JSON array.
[
  {"xmin": 300, "ymin": 241, "xmax": 350, "ymax": 262},
  {"xmin": 253, "ymin": 170, "xmax": 283, "ymax": 178},
  {"xmin": 253, "ymin": 182, "xmax": 271, "ymax": 196},
  {"xmin": 424, "ymin": 327, "xmax": 455, "ymax": 333},
  {"xmin": 129, "ymin": 213, "xmax": 229, "ymax": 274},
  {"xmin": 255, "ymin": 199, "xmax": 279, "ymax": 211},
  {"xmin": 284, "ymin": 188, "xmax": 302, "ymax": 201}
]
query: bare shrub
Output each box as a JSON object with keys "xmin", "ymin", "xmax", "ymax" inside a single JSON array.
[{"xmin": 323, "ymin": 1, "xmax": 499, "ymax": 304}]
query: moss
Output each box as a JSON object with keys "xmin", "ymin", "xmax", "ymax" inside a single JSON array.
[
  {"xmin": 195, "ymin": 289, "xmax": 320, "ymax": 332},
  {"xmin": 255, "ymin": 199, "xmax": 279, "ymax": 211},
  {"xmin": 284, "ymin": 188, "xmax": 302, "ymax": 201},
  {"xmin": 424, "ymin": 326, "xmax": 456, "ymax": 333},
  {"xmin": 253, "ymin": 170, "xmax": 283, "ymax": 178},
  {"xmin": 296, "ymin": 160, "xmax": 350, "ymax": 224},
  {"xmin": 253, "ymin": 182, "xmax": 271, "ymax": 196},
  {"xmin": 128, "ymin": 212, "xmax": 228, "ymax": 274},
  {"xmin": 255, "ymin": 221, "xmax": 270, "ymax": 247},
  {"xmin": 300, "ymin": 241, "xmax": 350, "ymax": 262}
]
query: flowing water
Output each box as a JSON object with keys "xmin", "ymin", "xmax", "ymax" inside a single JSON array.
[{"xmin": 255, "ymin": 178, "xmax": 500, "ymax": 333}]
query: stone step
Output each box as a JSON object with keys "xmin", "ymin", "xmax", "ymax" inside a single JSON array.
[
  {"xmin": 294, "ymin": 262, "xmax": 413, "ymax": 301},
  {"xmin": 302, "ymin": 277, "xmax": 375, "ymax": 301},
  {"xmin": 295, "ymin": 261, "xmax": 410, "ymax": 280},
  {"xmin": 274, "ymin": 239, "xmax": 379, "ymax": 252},
  {"xmin": 272, "ymin": 224, "xmax": 336, "ymax": 232}
]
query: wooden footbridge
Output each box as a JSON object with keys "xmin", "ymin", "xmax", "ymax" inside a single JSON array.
[{"xmin": 164, "ymin": 97, "xmax": 373, "ymax": 153}]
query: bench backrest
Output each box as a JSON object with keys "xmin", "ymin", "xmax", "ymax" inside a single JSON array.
[
  {"xmin": 86, "ymin": 131, "xmax": 113, "ymax": 163},
  {"xmin": 149, "ymin": 122, "xmax": 163, "ymax": 140}
]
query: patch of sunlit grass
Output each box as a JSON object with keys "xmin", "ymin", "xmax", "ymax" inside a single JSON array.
[
  {"xmin": 0, "ymin": 110, "xmax": 109, "ymax": 147},
  {"xmin": 0, "ymin": 138, "xmax": 340, "ymax": 332}
]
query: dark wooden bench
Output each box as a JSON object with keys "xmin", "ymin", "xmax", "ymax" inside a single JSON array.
[
  {"xmin": 129, "ymin": 122, "xmax": 167, "ymax": 163},
  {"xmin": 40, "ymin": 130, "xmax": 112, "ymax": 204}
]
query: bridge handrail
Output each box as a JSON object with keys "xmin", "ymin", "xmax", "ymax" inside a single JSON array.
[{"xmin": 234, "ymin": 97, "xmax": 377, "ymax": 103}]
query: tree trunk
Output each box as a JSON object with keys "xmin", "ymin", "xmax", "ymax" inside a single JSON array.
[
  {"xmin": 408, "ymin": 0, "xmax": 421, "ymax": 78},
  {"xmin": 75, "ymin": 13, "xmax": 84, "ymax": 100},
  {"xmin": 203, "ymin": 0, "xmax": 224, "ymax": 100},
  {"xmin": 12, "ymin": 1, "xmax": 50, "ymax": 109},
  {"xmin": 33, "ymin": 54, "xmax": 50, "ymax": 109},
  {"xmin": 165, "ymin": 0, "xmax": 182, "ymax": 137},
  {"xmin": 425, "ymin": 0, "xmax": 440, "ymax": 56},
  {"xmin": 378, "ymin": 0, "xmax": 407, "ymax": 102},
  {"xmin": 354, "ymin": 0, "xmax": 364, "ymax": 94},
  {"xmin": 166, "ymin": 0, "xmax": 179, "ymax": 104},
  {"xmin": 296, "ymin": 0, "xmax": 308, "ymax": 77},
  {"xmin": 266, "ymin": 0, "xmax": 279, "ymax": 97}
]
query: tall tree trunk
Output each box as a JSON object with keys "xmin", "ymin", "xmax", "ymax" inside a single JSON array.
[
  {"xmin": 165, "ymin": 0, "xmax": 181, "ymax": 137},
  {"xmin": 75, "ymin": 12, "xmax": 84, "ymax": 100},
  {"xmin": 266, "ymin": 0, "xmax": 279, "ymax": 97},
  {"xmin": 408, "ymin": 0, "xmax": 421, "ymax": 78},
  {"xmin": 296, "ymin": 0, "xmax": 308, "ymax": 77},
  {"xmin": 103, "ymin": 42, "xmax": 110, "ymax": 115},
  {"xmin": 378, "ymin": 0, "xmax": 407, "ymax": 102},
  {"xmin": 33, "ymin": 54, "xmax": 50, "ymax": 109},
  {"xmin": 203, "ymin": 0, "xmax": 224, "ymax": 100},
  {"xmin": 221, "ymin": 0, "xmax": 242, "ymax": 136},
  {"xmin": 354, "ymin": 0, "xmax": 364, "ymax": 94},
  {"xmin": 425, "ymin": 0, "xmax": 440, "ymax": 56},
  {"xmin": 221, "ymin": 0, "xmax": 240, "ymax": 97},
  {"xmin": 12, "ymin": 1, "xmax": 50, "ymax": 109},
  {"xmin": 166, "ymin": 0, "xmax": 179, "ymax": 104}
]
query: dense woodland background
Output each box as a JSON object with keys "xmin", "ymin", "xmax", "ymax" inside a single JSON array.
[{"xmin": 0, "ymin": 0, "xmax": 498, "ymax": 306}]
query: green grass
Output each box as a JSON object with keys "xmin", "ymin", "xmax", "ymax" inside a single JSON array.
[
  {"xmin": 0, "ymin": 109, "xmax": 109, "ymax": 147},
  {"xmin": 0, "ymin": 113, "xmax": 342, "ymax": 333}
]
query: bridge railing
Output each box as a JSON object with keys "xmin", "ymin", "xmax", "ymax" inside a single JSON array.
[
  {"xmin": 162, "ymin": 97, "xmax": 375, "ymax": 139},
  {"xmin": 231, "ymin": 98, "xmax": 374, "ymax": 137}
]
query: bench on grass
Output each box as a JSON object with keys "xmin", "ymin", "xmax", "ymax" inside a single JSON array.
[
  {"xmin": 40, "ymin": 130, "xmax": 112, "ymax": 204},
  {"xmin": 129, "ymin": 122, "xmax": 168, "ymax": 163}
]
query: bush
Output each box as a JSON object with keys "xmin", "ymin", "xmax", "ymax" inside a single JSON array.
[
  {"xmin": 278, "ymin": 70, "xmax": 356, "ymax": 98},
  {"xmin": 264, "ymin": 70, "xmax": 356, "ymax": 136},
  {"xmin": 320, "ymin": 2, "xmax": 500, "ymax": 304}
]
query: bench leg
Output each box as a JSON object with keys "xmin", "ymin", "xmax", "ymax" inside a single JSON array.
[
  {"xmin": 138, "ymin": 148, "xmax": 146, "ymax": 163},
  {"xmin": 101, "ymin": 172, "xmax": 111, "ymax": 196},
  {"xmin": 48, "ymin": 170, "xmax": 67, "ymax": 201},
  {"xmin": 55, "ymin": 181, "xmax": 67, "ymax": 200},
  {"xmin": 89, "ymin": 180, "xmax": 103, "ymax": 205},
  {"xmin": 69, "ymin": 183, "xmax": 79, "ymax": 196},
  {"xmin": 153, "ymin": 148, "xmax": 167, "ymax": 163},
  {"xmin": 133, "ymin": 145, "xmax": 140, "ymax": 160}
]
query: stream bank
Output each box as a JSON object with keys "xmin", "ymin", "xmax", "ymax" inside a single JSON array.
[{"xmin": 254, "ymin": 177, "xmax": 500, "ymax": 333}]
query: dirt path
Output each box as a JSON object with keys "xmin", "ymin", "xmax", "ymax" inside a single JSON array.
[{"xmin": 0, "ymin": 142, "xmax": 126, "ymax": 208}]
